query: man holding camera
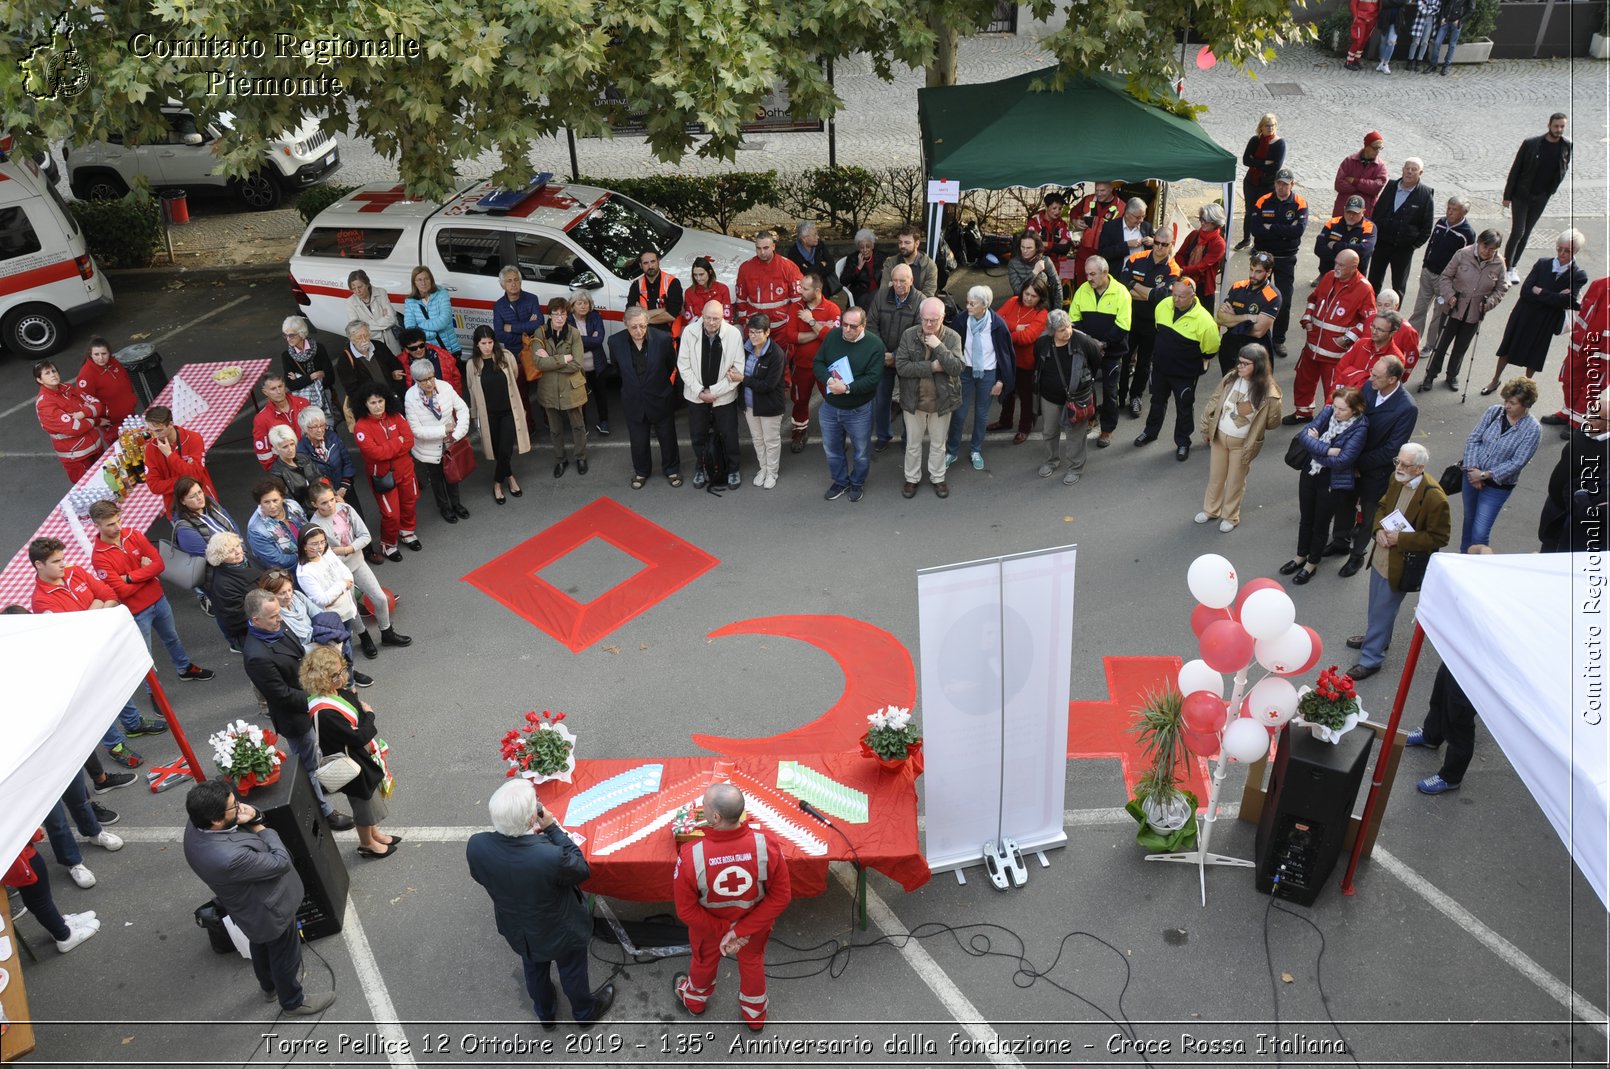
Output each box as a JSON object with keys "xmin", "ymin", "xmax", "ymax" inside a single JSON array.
[
  {"xmin": 182, "ymin": 779, "xmax": 335, "ymax": 1016},
  {"xmin": 467, "ymin": 779, "xmax": 614, "ymax": 1028}
]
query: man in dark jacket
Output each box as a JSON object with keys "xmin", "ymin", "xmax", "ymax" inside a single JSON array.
[
  {"xmin": 610, "ymin": 307, "xmax": 682, "ymax": 486},
  {"xmin": 865, "ymin": 264, "xmax": 924, "ymax": 452},
  {"xmin": 1368, "ymin": 158, "xmax": 1436, "ymax": 296},
  {"xmin": 1097, "ymin": 198, "xmax": 1154, "ymax": 273},
  {"xmin": 1313, "ymin": 196, "xmax": 1378, "ymax": 282},
  {"xmin": 467, "ymin": 779, "xmax": 614, "ymax": 1027},
  {"xmin": 184, "ymin": 779, "xmax": 335, "ymax": 1015},
  {"xmin": 240, "ymin": 589, "xmax": 354, "ymax": 830},
  {"xmin": 1539, "ymin": 394, "xmax": 1609, "ymax": 552},
  {"xmin": 1406, "ymin": 195, "xmax": 1476, "ymax": 353},
  {"xmin": 1330, "ymin": 355, "xmax": 1419, "ymax": 575},
  {"xmin": 1503, "ymin": 114, "xmax": 1572, "ymax": 278},
  {"xmin": 1249, "ymin": 168, "xmax": 1308, "ymax": 357},
  {"xmin": 783, "ymin": 221, "xmax": 842, "ymax": 301},
  {"xmin": 1135, "ymin": 278, "xmax": 1221, "ymax": 461}
]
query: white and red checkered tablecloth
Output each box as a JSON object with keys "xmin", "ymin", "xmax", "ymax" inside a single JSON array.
[{"xmin": 0, "ymin": 359, "xmax": 271, "ymax": 608}]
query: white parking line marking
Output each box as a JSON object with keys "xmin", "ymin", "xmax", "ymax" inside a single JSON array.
[
  {"xmin": 831, "ymin": 863, "xmax": 1025, "ymax": 1068},
  {"xmin": 339, "ymin": 896, "xmax": 418, "ymax": 1067}
]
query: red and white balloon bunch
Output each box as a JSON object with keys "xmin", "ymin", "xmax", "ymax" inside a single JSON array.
[{"xmin": 1177, "ymin": 554, "xmax": 1325, "ymax": 765}]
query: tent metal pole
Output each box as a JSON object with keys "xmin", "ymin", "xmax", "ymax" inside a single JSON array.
[
  {"xmin": 1220, "ymin": 181, "xmax": 1234, "ymax": 298},
  {"xmin": 1339, "ymin": 620, "xmax": 1424, "ymax": 895},
  {"xmin": 146, "ymin": 668, "xmax": 207, "ymax": 785}
]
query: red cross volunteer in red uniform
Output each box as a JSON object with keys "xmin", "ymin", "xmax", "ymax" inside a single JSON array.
[
  {"xmin": 672, "ymin": 783, "xmax": 792, "ymax": 1032},
  {"xmin": 34, "ymin": 358, "xmax": 108, "ymax": 483}
]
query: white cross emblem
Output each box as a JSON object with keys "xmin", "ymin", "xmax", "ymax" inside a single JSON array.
[{"xmin": 712, "ymin": 865, "xmax": 754, "ymax": 898}]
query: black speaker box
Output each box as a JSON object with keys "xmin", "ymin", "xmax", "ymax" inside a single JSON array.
[
  {"xmin": 1255, "ymin": 723, "xmax": 1375, "ymax": 906},
  {"xmin": 247, "ymin": 752, "xmax": 349, "ymax": 939}
]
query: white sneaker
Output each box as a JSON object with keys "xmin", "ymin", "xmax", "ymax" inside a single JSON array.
[
  {"xmin": 55, "ymin": 919, "xmax": 98, "ymax": 954},
  {"xmin": 87, "ymin": 831, "xmax": 123, "ymax": 851},
  {"xmin": 1507, "ymin": 268, "xmax": 1520, "ymax": 284},
  {"xmin": 753, "ymin": 470, "xmax": 766, "ymax": 486},
  {"xmin": 68, "ymin": 864, "xmax": 96, "ymax": 889},
  {"xmin": 1194, "ymin": 511, "xmax": 1213, "ymax": 524},
  {"xmin": 1219, "ymin": 520, "xmax": 1237, "ymax": 533},
  {"xmin": 62, "ymin": 911, "xmax": 97, "ymax": 925},
  {"xmin": 762, "ymin": 473, "xmax": 777, "ymax": 489}
]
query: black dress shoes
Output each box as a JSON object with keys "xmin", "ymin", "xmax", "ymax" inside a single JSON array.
[
  {"xmin": 454, "ymin": 504, "xmax": 471, "ymax": 518},
  {"xmin": 441, "ymin": 511, "xmax": 458, "ymax": 524},
  {"xmin": 1279, "ymin": 558, "xmax": 1305, "ymax": 576},
  {"xmin": 1347, "ymin": 663, "xmax": 1380, "ymax": 680},
  {"xmin": 554, "ymin": 460, "xmax": 568, "ymax": 478},
  {"xmin": 1346, "ymin": 634, "xmax": 1365, "ymax": 649},
  {"xmin": 1134, "ymin": 431, "xmax": 1157, "ymax": 446},
  {"xmin": 1338, "ymin": 556, "xmax": 1365, "ymax": 578},
  {"xmin": 577, "ymin": 983, "xmax": 616, "ymax": 1028},
  {"xmin": 1175, "ymin": 445, "xmax": 1190, "ymax": 462},
  {"xmin": 1292, "ymin": 567, "xmax": 1317, "ymax": 585}
]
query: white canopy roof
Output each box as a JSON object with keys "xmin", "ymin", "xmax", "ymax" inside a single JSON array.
[
  {"xmin": 1416, "ymin": 552, "xmax": 1608, "ymax": 908},
  {"xmin": 0, "ymin": 610, "xmax": 152, "ymax": 868}
]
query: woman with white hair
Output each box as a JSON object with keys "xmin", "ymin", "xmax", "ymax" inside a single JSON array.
[
  {"xmin": 1177, "ymin": 203, "xmax": 1227, "ymax": 310},
  {"xmin": 838, "ymin": 228, "xmax": 881, "ymax": 308},
  {"xmin": 266, "ymin": 424, "xmax": 325, "ymax": 513},
  {"xmin": 404, "ymin": 357, "xmax": 473, "ymax": 522},
  {"xmin": 204, "ymin": 531, "xmax": 263, "ymax": 652},
  {"xmin": 1481, "ymin": 228, "xmax": 1589, "ymax": 394},
  {"xmin": 946, "ymin": 285, "xmax": 1016, "ymax": 470},
  {"xmin": 279, "ymin": 315, "xmax": 339, "ymax": 423}
]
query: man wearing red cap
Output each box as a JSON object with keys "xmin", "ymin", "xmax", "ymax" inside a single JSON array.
[
  {"xmin": 1333, "ymin": 133, "xmax": 1389, "ymax": 217},
  {"xmin": 1345, "ymin": 0, "xmax": 1382, "ymax": 70}
]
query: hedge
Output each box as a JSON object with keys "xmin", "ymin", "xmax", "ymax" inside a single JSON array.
[
  {"xmin": 68, "ymin": 194, "xmax": 162, "ymax": 268},
  {"xmin": 296, "ymin": 183, "xmax": 358, "ymax": 224},
  {"xmin": 573, "ymin": 172, "xmax": 780, "ymax": 234}
]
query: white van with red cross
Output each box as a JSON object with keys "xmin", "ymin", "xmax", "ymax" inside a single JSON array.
[
  {"xmin": 0, "ymin": 147, "xmax": 113, "ymax": 357},
  {"xmin": 288, "ymin": 174, "xmax": 751, "ymax": 347}
]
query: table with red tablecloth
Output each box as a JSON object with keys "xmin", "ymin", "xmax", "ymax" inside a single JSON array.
[
  {"xmin": 0, "ymin": 359, "xmax": 270, "ymax": 607},
  {"xmin": 535, "ymin": 754, "xmax": 929, "ymax": 902}
]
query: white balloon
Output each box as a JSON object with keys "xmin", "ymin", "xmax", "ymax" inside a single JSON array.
[
  {"xmin": 1187, "ymin": 554, "xmax": 1239, "ymax": 609},
  {"xmin": 1177, "ymin": 659, "xmax": 1225, "ymax": 699},
  {"xmin": 1255, "ymin": 624, "xmax": 1313, "ymax": 675},
  {"xmin": 1246, "ymin": 676, "xmax": 1300, "ymax": 727},
  {"xmin": 1240, "ymin": 588, "xmax": 1297, "ymax": 641},
  {"xmin": 1222, "ymin": 717, "xmax": 1271, "ymax": 763}
]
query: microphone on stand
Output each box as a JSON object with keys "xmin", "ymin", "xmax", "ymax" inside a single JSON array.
[{"xmin": 798, "ymin": 799, "xmax": 835, "ymax": 828}]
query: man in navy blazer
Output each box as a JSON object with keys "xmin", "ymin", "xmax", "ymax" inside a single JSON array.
[
  {"xmin": 183, "ymin": 779, "xmax": 335, "ymax": 1015},
  {"xmin": 609, "ymin": 306, "xmax": 682, "ymax": 486},
  {"xmin": 467, "ymin": 779, "xmax": 614, "ymax": 1027},
  {"xmin": 1331, "ymin": 354, "xmax": 1418, "ymax": 575}
]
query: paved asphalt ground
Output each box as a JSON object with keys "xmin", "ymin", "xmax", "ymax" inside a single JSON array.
[{"xmin": 0, "ymin": 39, "xmax": 1605, "ymax": 1069}]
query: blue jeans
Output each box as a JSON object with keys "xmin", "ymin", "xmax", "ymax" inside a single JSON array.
[
  {"xmin": 1361, "ymin": 566, "xmax": 1410, "ymax": 669},
  {"xmin": 1460, "ymin": 474, "xmax": 1515, "ymax": 552},
  {"xmin": 1379, "ymin": 22, "xmax": 1399, "ymax": 62},
  {"xmin": 134, "ymin": 595, "xmax": 193, "ymax": 686},
  {"xmin": 946, "ymin": 368, "xmax": 998, "ymax": 457},
  {"xmin": 873, "ymin": 364, "xmax": 899, "ymax": 444},
  {"xmin": 819, "ymin": 400, "xmax": 873, "ymax": 489},
  {"xmin": 523, "ymin": 946, "xmax": 598, "ymax": 1022},
  {"xmin": 100, "ymin": 697, "xmax": 144, "ymax": 750},
  {"xmin": 44, "ymin": 772, "xmax": 101, "ymax": 866},
  {"xmin": 1433, "ymin": 22, "xmax": 1462, "ymax": 67}
]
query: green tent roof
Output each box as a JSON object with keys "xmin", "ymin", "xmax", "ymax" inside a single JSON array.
[{"xmin": 918, "ymin": 67, "xmax": 1236, "ymax": 189}]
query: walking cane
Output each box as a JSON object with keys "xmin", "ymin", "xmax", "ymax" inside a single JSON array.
[{"xmin": 1460, "ymin": 320, "xmax": 1481, "ymax": 405}]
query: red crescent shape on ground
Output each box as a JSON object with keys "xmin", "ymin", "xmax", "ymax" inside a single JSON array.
[{"xmin": 691, "ymin": 614, "xmax": 916, "ymax": 757}]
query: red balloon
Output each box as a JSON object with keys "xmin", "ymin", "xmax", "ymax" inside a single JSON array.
[
  {"xmin": 1184, "ymin": 728, "xmax": 1220, "ymax": 757},
  {"xmin": 1200, "ymin": 619, "xmax": 1255, "ymax": 673},
  {"xmin": 1233, "ymin": 578, "xmax": 1284, "ymax": 619},
  {"xmin": 1190, "ymin": 604, "xmax": 1232, "ymax": 637},
  {"xmin": 1196, "ymin": 45, "xmax": 1218, "ymax": 70},
  {"xmin": 1182, "ymin": 691, "xmax": 1225, "ymax": 734},
  {"xmin": 1293, "ymin": 626, "xmax": 1324, "ymax": 675}
]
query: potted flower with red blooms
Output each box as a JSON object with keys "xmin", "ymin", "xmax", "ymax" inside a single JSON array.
[
  {"xmin": 500, "ymin": 710, "xmax": 577, "ymax": 784},
  {"xmin": 1295, "ymin": 666, "xmax": 1368, "ymax": 744}
]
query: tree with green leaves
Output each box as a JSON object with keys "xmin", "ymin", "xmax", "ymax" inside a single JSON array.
[{"xmin": 2, "ymin": 0, "xmax": 1307, "ymax": 201}]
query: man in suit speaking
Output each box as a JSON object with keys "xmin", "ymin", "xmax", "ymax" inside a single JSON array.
[
  {"xmin": 183, "ymin": 779, "xmax": 335, "ymax": 1015},
  {"xmin": 467, "ymin": 779, "xmax": 615, "ymax": 1028}
]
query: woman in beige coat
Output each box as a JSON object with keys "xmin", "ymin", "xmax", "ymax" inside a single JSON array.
[
  {"xmin": 1196, "ymin": 344, "xmax": 1284, "ymax": 532},
  {"xmin": 1421, "ymin": 229, "xmax": 1509, "ymax": 392},
  {"xmin": 466, "ymin": 325, "xmax": 530, "ymax": 504},
  {"xmin": 532, "ymin": 297, "xmax": 590, "ymax": 477}
]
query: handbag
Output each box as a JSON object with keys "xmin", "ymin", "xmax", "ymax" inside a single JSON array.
[
  {"xmin": 442, "ymin": 434, "xmax": 477, "ymax": 484},
  {"xmin": 1438, "ymin": 463, "xmax": 1463, "ymax": 495},
  {"xmin": 158, "ymin": 537, "xmax": 207, "ymax": 589},
  {"xmin": 518, "ymin": 334, "xmax": 542, "ymax": 382},
  {"xmin": 1397, "ymin": 550, "xmax": 1431, "ymax": 593},
  {"xmin": 371, "ymin": 469, "xmax": 396, "ymax": 493},
  {"xmin": 1285, "ymin": 434, "xmax": 1309, "ymax": 471},
  {"xmin": 312, "ymin": 705, "xmax": 363, "ymax": 792},
  {"xmin": 1047, "ymin": 338, "xmax": 1097, "ymax": 423}
]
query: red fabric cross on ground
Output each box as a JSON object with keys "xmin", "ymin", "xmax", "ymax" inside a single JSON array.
[{"xmin": 1067, "ymin": 654, "xmax": 1211, "ymax": 806}]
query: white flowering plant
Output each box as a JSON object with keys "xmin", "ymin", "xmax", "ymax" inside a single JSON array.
[
  {"xmin": 862, "ymin": 705, "xmax": 921, "ymax": 761},
  {"xmin": 207, "ymin": 720, "xmax": 284, "ymax": 781}
]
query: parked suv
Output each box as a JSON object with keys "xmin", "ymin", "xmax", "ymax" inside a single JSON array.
[{"xmin": 66, "ymin": 105, "xmax": 340, "ymax": 210}]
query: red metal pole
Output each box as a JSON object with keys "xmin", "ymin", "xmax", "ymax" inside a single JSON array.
[
  {"xmin": 1339, "ymin": 621, "xmax": 1424, "ymax": 895},
  {"xmin": 145, "ymin": 668, "xmax": 206, "ymax": 784}
]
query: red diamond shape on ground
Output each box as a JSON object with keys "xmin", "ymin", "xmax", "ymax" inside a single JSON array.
[{"xmin": 462, "ymin": 497, "xmax": 719, "ymax": 652}]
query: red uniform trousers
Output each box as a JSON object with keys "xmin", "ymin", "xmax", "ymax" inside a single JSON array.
[
  {"xmin": 789, "ymin": 351, "xmax": 826, "ymax": 427},
  {"xmin": 1292, "ymin": 351, "xmax": 1342, "ymax": 417},
  {"xmin": 1347, "ymin": 3, "xmax": 1379, "ymax": 63},
  {"xmin": 59, "ymin": 452, "xmax": 99, "ymax": 483},
  {"xmin": 369, "ymin": 460, "xmax": 419, "ymax": 547},
  {"xmin": 676, "ymin": 923, "xmax": 774, "ymax": 1028}
]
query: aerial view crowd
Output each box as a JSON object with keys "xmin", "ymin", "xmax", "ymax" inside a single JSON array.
[{"xmin": 9, "ymin": 103, "xmax": 1604, "ymax": 1026}]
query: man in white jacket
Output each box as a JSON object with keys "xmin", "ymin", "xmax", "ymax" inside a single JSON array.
[
  {"xmin": 677, "ymin": 300, "xmax": 745, "ymax": 489},
  {"xmin": 404, "ymin": 358, "xmax": 473, "ymax": 523}
]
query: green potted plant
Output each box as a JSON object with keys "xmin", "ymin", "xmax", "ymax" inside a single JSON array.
[
  {"xmin": 1125, "ymin": 688, "xmax": 1199, "ymax": 851},
  {"xmin": 1450, "ymin": 0, "xmax": 1500, "ymax": 64}
]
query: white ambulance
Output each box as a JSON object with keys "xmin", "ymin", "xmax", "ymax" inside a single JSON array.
[
  {"xmin": 0, "ymin": 149, "xmax": 113, "ymax": 357},
  {"xmin": 288, "ymin": 174, "xmax": 752, "ymax": 348}
]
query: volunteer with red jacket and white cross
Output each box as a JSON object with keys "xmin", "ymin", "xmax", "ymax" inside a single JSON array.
[
  {"xmin": 673, "ymin": 783, "xmax": 793, "ymax": 1032},
  {"xmin": 34, "ymin": 359, "xmax": 108, "ymax": 483},
  {"xmin": 1284, "ymin": 249, "xmax": 1377, "ymax": 424},
  {"xmin": 734, "ymin": 231, "xmax": 803, "ymax": 349}
]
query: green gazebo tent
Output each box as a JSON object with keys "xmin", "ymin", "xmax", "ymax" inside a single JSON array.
[{"xmin": 917, "ymin": 67, "xmax": 1238, "ymax": 287}]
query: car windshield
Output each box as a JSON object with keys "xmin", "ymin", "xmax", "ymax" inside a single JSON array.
[{"xmin": 566, "ymin": 195, "xmax": 682, "ymax": 280}]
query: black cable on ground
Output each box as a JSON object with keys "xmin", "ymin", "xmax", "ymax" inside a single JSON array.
[{"xmin": 1262, "ymin": 886, "xmax": 1361, "ymax": 1068}]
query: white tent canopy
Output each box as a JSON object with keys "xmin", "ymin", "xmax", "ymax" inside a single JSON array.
[
  {"xmin": 0, "ymin": 610, "xmax": 152, "ymax": 869},
  {"xmin": 1416, "ymin": 552, "xmax": 1608, "ymax": 908}
]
